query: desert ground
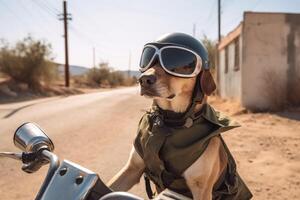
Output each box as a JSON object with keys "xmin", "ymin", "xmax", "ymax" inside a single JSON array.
[{"xmin": 0, "ymin": 87, "xmax": 299, "ymax": 199}]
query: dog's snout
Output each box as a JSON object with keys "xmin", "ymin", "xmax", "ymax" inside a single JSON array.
[{"xmin": 139, "ymin": 75, "xmax": 157, "ymax": 87}]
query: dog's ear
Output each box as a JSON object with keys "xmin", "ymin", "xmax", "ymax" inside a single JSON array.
[{"xmin": 200, "ymin": 70, "xmax": 216, "ymax": 96}]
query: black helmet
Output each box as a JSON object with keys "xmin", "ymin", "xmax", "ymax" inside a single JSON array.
[{"xmin": 150, "ymin": 32, "xmax": 210, "ymax": 70}]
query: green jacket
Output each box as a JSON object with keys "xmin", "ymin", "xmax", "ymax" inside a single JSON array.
[{"xmin": 134, "ymin": 104, "xmax": 252, "ymax": 199}]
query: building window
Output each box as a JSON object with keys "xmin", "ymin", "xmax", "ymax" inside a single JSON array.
[
  {"xmin": 234, "ymin": 37, "xmax": 240, "ymax": 71},
  {"xmin": 225, "ymin": 46, "xmax": 228, "ymax": 73}
]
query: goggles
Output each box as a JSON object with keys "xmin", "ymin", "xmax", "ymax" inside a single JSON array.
[{"xmin": 139, "ymin": 44, "xmax": 202, "ymax": 78}]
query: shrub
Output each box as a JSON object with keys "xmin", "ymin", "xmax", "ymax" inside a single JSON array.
[
  {"xmin": 0, "ymin": 36, "xmax": 57, "ymax": 90},
  {"xmin": 85, "ymin": 62, "xmax": 136, "ymax": 87},
  {"xmin": 108, "ymin": 71, "xmax": 125, "ymax": 87},
  {"xmin": 86, "ymin": 65, "xmax": 110, "ymax": 86},
  {"xmin": 201, "ymin": 35, "xmax": 217, "ymax": 70}
]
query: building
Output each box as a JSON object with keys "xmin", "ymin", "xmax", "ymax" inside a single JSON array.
[{"xmin": 217, "ymin": 12, "xmax": 300, "ymax": 111}]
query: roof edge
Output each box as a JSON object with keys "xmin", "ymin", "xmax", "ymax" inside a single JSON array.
[{"xmin": 218, "ymin": 22, "xmax": 242, "ymax": 50}]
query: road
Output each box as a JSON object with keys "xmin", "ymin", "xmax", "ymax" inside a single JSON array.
[
  {"xmin": 0, "ymin": 87, "xmax": 150, "ymax": 199},
  {"xmin": 0, "ymin": 87, "xmax": 299, "ymax": 200}
]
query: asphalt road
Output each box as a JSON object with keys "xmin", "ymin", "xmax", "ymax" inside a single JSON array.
[
  {"xmin": 1, "ymin": 87, "xmax": 299, "ymax": 200},
  {"xmin": 0, "ymin": 87, "xmax": 151, "ymax": 200}
]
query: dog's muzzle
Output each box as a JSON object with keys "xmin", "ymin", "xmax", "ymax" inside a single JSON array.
[
  {"xmin": 139, "ymin": 74, "xmax": 156, "ymax": 87},
  {"xmin": 139, "ymin": 74, "xmax": 158, "ymax": 96}
]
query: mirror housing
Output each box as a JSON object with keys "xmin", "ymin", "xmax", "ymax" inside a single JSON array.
[{"xmin": 14, "ymin": 122, "xmax": 54, "ymax": 153}]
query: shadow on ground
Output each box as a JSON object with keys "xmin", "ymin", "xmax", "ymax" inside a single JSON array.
[{"xmin": 276, "ymin": 109, "xmax": 300, "ymax": 121}]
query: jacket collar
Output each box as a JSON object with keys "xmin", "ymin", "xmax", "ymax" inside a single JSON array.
[{"xmin": 149, "ymin": 103, "xmax": 239, "ymax": 129}]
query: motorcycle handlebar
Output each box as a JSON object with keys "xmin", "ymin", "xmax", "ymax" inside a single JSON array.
[
  {"xmin": 35, "ymin": 149, "xmax": 60, "ymax": 200},
  {"xmin": 0, "ymin": 149, "xmax": 60, "ymax": 200},
  {"xmin": 0, "ymin": 152, "xmax": 23, "ymax": 161}
]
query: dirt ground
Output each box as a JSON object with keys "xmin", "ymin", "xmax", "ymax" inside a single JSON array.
[
  {"xmin": 0, "ymin": 76, "xmax": 127, "ymax": 104},
  {"xmin": 0, "ymin": 89, "xmax": 299, "ymax": 199},
  {"xmin": 208, "ymin": 96, "xmax": 300, "ymax": 200}
]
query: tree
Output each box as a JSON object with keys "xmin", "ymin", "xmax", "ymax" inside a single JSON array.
[
  {"xmin": 201, "ymin": 35, "xmax": 217, "ymax": 70},
  {"xmin": 0, "ymin": 36, "xmax": 57, "ymax": 90}
]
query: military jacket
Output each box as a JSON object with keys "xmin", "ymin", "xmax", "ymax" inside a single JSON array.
[{"xmin": 134, "ymin": 104, "xmax": 252, "ymax": 199}]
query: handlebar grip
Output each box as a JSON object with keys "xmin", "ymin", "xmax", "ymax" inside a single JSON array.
[
  {"xmin": 22, "ymin": 160, "xmax": 44, "ymax": 173},
  {"xmin": 21, "ymin": 150, "xmax": 49, "ymax": 173},
  {"xmin": 21, "ymin": 152, "xmax": 37, "ymax": 164}
]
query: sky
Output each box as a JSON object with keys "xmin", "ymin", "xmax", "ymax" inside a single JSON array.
[{"xmin": 0, "ymin": 0, "xmax": 300, "ymax": 71}]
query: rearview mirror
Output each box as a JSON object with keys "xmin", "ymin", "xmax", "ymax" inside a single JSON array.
[{"xmin": 13, "ymin": 122, "xmax": 54, "ymax": 153}]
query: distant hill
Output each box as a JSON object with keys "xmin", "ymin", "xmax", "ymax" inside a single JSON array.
[
  {"xmin": 118, "ymin": 70, "xmax": 140, "ymax": 78},
  {"xmin": 57, "ymin": 64, "xmax": 140, "ymax": 78},
  {"xmin": 57, "ymin": 65, "xmax": 89, "ymax": 76}
]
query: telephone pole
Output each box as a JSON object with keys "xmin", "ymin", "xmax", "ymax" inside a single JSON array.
[
  {"xmin": 217, "ymin": 0, "xmax": 221, "ymax": 95},
  {"xmin": 218, "ymin": 0, "xmax": 221, "ymax": 43},
  {"xmin": 192, "ymin": 23, "xmax": 196, "ymax": 37},
  {"xmin": 128, "ymin": 51, "xmax": 131, "ymax": 77},
  {"xmin": 60, "ymin": 0, "xmax": 72, "ymax": 87},
  {"xmin": 93, "ymin": 47, "xmax": 96, "ymax": 68}
]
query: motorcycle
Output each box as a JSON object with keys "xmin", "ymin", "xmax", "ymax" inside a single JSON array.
[{"xmin": 0, "ymin": 122, "xmax": 191, "ymax": 200}]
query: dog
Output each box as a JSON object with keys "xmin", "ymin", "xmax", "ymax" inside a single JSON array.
[{"xmin": 107, "ymin": 33, "xmax": 252, "ymax": 200}]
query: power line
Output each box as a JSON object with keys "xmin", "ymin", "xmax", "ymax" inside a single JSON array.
[
  {"xmin": 206, "ymin": 0, "xmax": 218, "ymax": 24},
  {"xmin": 43, "ymin": 0, "xmax": 61, "ymax": 14},
  {"xmin": 31, "ymin": 0, "xmax": 98, "ymax": 47},
  {"xmin": 0, "ymin": 1, "xmax": 34, "ymax": 30},
  {"xmin": 195, "ymin": 0, "xmax": 218, "ymax": 38},
  {"xmin": 68, "ymin": 24, "xmax": 108, "ymax": 51},
  {"xmin": 19, "ymin": 0, "xmax": 54, "ymax": 35},
  {"xmin": 221, "ymin": 0, "xmax": 261, "ymax": 31},
  {"xmin": 67, "ymin": 3, "xmax": 110, "ymax": 40},
  {"xmin": 32, "ymin": 0, "xmax": 58, "ymax": 18}
]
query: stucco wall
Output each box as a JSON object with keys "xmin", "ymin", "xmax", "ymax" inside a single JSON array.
[
  {"xmin": 241, "ymin": 12, "xmax": 300, "ymax": 110},
  {"xmin": 218, "ymin": 35, "xmax": 242, "ymax": 99},
  {"xmin": 286, "ymin": 14, "xmax": 300, "ymax": 105}
]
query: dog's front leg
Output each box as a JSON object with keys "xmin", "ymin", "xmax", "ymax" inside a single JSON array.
[
  {"xmin": 108, "ymin": 147, "xmax": 145, "ymax": 191},
  {"xmin": 183, "ymin": 137, "xmax": 226, "ymax": 200}
]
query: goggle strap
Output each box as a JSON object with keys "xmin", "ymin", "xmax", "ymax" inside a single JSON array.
[{"xmin": 180, "ymin": 75, "xmax": 204, "ymax": 120}]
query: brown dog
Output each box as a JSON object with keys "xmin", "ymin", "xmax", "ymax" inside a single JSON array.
[
  {"xmin": 108, "ymin": 32, "xmax": 252, "ymax": 200},
  {"xmin": 108, "ymin": 63, "xmax": 228, "ymax": 199}
]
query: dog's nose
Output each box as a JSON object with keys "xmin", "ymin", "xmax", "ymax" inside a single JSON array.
[{"xmin": 139, "ymin": 75, "xmax": 157, "ymax": 87}]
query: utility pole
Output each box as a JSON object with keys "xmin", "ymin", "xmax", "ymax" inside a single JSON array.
[
  {"xmin": 128, "ymin": 51, "xmax": 131, "ymax": 78},
  {"xmin": 60, "ymin": 0, "xmax": 72, "ymax": 87},
  {"xmin": 93, "ymin": 47, "xmax": 96, "ymax": 68},
  {"xmin": 216, "ymin": 0, "xmax": 221, "ymax": 95},
  {"xmin": 192, "ymin": 23, "xmax": 196, "ymax": 37},
  {"xmin": 218, "ymin": 0, "xmax": 221, "ymax": 43}
]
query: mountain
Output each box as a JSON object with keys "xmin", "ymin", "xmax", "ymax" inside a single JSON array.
[
  {"xmin": 118, "ymin": 70, "xmax": 140, "ymax": 78},
  {"xmin": 57, "ymin": 65, "xmax": 89, "ymax": 76},
  {"xmin": 57, "ymin": 64, "xmax": 140, "ymax": 78}
]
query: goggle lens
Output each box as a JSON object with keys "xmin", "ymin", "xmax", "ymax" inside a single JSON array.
[
  {"xmin": 140, "ymin": 47, "xmax": 156, "ymax": 69},
  {"xmin": 161, "ymin": 48, "xmax": 197, "ymax": 75}
]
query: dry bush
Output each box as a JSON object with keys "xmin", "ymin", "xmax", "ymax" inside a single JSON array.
[
  {"xmin": 201, "ymin": 34, "xmax": 217, "ymax": 70},
  {"xmin": 123, "ymin": 76, "xmax": 138, "ymax": 86},
  {"xmin": 85, "ymin": 63, "xmax": 136, "ymax": 88},
  {"xmin": 107, "ymin": 71, "xmax": 125, "ymax": 87},
  {"xmin": 262, "ymin": 69, "xmax": 286, "ymax": 111},
  {"xmin": 73, "ymin": 75, "xmax": 88, "ymax": 87},
  {"xmin": 86, "ymin": 66, "xmax": 110, "ymax": 87},
  {"xmin": 0, "ymin": 36, "xmax": 57, "ymax": 90}
]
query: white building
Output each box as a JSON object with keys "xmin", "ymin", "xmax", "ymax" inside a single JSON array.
[{"xmin": 217, "ymin": 12, "xmax": 300, "ymax": 111}]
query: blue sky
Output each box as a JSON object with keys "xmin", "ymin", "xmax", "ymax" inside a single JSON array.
[{"xmin": 0, "ymin": 0, "xmax": 299, "ymax": 71}]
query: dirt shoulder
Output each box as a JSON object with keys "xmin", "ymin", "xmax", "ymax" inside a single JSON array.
[
  {"xmin": 208, "ymin": 96, "xmax": 300, "ymax": 200},
  {"xmin": 0, "ymin": 78, "xmax": 129, "ymax": 104}
]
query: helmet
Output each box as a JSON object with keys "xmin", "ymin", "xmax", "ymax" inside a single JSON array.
[{"xmin": 151, "ymin": 32, "xmax": 210, "ymax": 70}]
